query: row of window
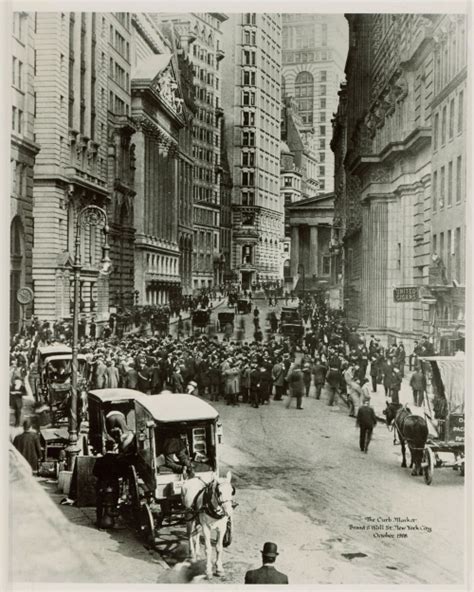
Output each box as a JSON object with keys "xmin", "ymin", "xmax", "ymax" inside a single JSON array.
[
  {"xmin": 433, "ymin": 90, "xmax": 464, "ymax": 151},
  {"xmin": 193, "ymin": 186, "xmax": 219, "ymax": 203},
  {"xmin": 109, "ymin": 58, "xmax": 129, "ymax": 91},
  {"xmin": 114, "ymin": 12, "xmax": 130, "ymax": 31},
  {"xmin": 12, "ymin": 12, "xmax": 25, "ymax": 42},
  {"xmin": 146, "ymin": 253, "xmax": 178, "ymax": 275},
  {"xmin": 109, "ymin": 91, "xmax": 129, "ymax": 116},
  {"xmin": 109, "ymin": 25, "xmax": 130, "ymax": 61},
  {"xmin": 193, "ymin": 229, "xmax": 219, "ymax": 251},
  {"xmin": 283, "ymin": 50, "xmax": 332, "ymax": 64},
  {"xmin": 282, "ymin": 23, "xmax": 328, "ymax": 50},
  {"xmin": 242, "ymin": 28, "xmax": 257, "ymax": 46},
  {"xmin": 434, "ymin": 18, "xmax": 467, "ymax": 96},
  {"xmin": 432, "ymin": 227, "xmax": 463, "ymax": 282},
  {"xmin": 432, "ymin": 156, "xmax": 464, "ymax": 211}
]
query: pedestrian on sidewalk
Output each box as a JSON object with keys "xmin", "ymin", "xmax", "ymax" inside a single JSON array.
[
  {"xmin": 302, "ymin": 362, "xmax": 312, "ymax": 397},
  {"xmin": 10, "ymin": 377, "xmax": 27, "ymax": 428},
  {"xmin": 285, "ymin": 362, "xmax": 304, "ymax": 410},
  {"xmin": 271, "ymin": 357, "xmax": 285, "ymax": 401},
  {"xmin": 13, "ymin": 419, "xmax": 42, "ymax": 472},
  {"xmin": 356, "ymin": 397, "xmax": 377, "ymax": 453},
  {"xmin": 409, "ymin": 367, "xmax": 426, "ymax": 406}
]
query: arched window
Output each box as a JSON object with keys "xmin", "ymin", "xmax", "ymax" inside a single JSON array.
[{"xmin": 295, "ymin": 71, "xmax": 314, "ymax": 124}]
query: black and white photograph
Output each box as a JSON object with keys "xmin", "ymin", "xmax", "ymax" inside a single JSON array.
[{"xmin": 7, "ymin": 3, "xmax": 470, "ymax": 588}]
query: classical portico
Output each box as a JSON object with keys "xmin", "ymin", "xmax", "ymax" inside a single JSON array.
[{"xmin": 286, "ymin": 194, "xmax": 335, "ymax": 290}]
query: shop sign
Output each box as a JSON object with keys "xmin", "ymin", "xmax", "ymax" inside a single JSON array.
[{"xmin": 393, "ymin": 287, "xmax": 419, "ymax": 302}]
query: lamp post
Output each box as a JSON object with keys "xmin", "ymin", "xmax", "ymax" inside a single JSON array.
[{"xmin": 66, "ymin": 205, "xmax": 112, "ymax": 469}]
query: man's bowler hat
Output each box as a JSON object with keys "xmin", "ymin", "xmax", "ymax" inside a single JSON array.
[{"xmin": 261, "ymin": 542, "xmax": 279, "ymax": 557}]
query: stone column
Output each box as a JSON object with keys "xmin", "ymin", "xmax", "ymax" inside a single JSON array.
[
  {"xmin": 308, "ymin": 225, "xmax": 319, "ymax": 278},
  {"xmin": 290, "ymin": 225, "xmax": 299, "ymax": 277}
]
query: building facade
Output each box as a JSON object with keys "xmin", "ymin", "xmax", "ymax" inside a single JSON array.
[
  {"xmin": 131, "ymin": 14, "xmax": 184, "ymax": 306},
  {"xmin": 334, "ymin": 14, "xmax": 466, "ymax": 351},
  {"xmin": 11, "ymin": 12, "xmax": 40, "ymax": 333},
  {"xmin": 33, "ymin": 12, "xmax": 110, "ymax": 324},
  {"xmin": 281, "ymin": 14, "xmax": 347, "ymax": 193},
  {"xmin": 105, "ymin": 13, "xmax": 137, "ymax": 312},
  {"xmin": 155, "ymin": 13, "xmax": 228, "ymax": 291},
  {"xmin": 287, "ymin": 194, "xmax": 334, "ymax": 294},
  {"xmin": 221, "ymin": 13, "xmax": 284, "ymax": 289}
]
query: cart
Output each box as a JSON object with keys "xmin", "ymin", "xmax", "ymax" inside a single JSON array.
[
  {"xmin": 129, "ymin": 393, "xmax": 222, "ymax": 547},
  {"xmin": 236, "ymin": 299, "xmax": 252, "ymax": 314},
  {"xmin": 87, "ymin": 388, "xmax": 147, "ymax": 456},
  {"xmin": 420, "ymin": 356, "xmax": 465, "ymax": 485},
  {"xmin": 217, "ymin": 311, "xmax": 235, "ymax": 332},
  {"xmin": 191, "ymin": 309, "xmax": 211, "ymax": 334}
]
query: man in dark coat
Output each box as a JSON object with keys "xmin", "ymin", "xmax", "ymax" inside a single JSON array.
[
  {"xmin": 312, "ymin": 358, "xmax": 327, "ymax": 400},
  {"xmin": 245, "ymin": 542, "xmax": 288, "ymax": 584},
  {"xmin": 356, "ymin": 397, "xmax": 377, "ymax": 453},
  {"xmin": 409, "ymin": 367, "xmax": 426, "ymax": 406},
  {"xmin": 13, "ymin": 419, "xmax": 42, "ymax": 472}
]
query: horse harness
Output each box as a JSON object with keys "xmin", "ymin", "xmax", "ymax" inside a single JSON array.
[{"xmin": 189, "ymin": 479, "xmax": 231, "ymax": 522}]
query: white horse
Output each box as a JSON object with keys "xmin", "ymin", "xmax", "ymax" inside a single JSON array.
[{"xmin": 181, "ymin": 471, "xmax": 235, "ymax": 580}]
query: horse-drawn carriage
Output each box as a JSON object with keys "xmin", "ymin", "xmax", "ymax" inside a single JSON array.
[
  {"xmin": 152, "ymin": 310, "xmax": 170, "ymax": 336},
  {"xmin": 419, "ymin": 356, "xmax": 465, "ymax": 484},
  {"xmin": 280, "ymin": 306, "xmax": 304, "ymax": 345},
  {"xmin": 217, "ymin": 310, "xmax": 235, "ymax": 332},
  {"xmin": 37, "ymin": 345, "xmax": 88, "ymax": 424},
  {"xmin": 236, "ymin": 298, "xmax": 252, "ymax": 315},
  {"xmin": 191, "ymin": 309, "xmax": 211, "ymax": 333}
]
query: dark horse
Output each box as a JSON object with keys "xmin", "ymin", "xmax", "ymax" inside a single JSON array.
[{"xmin": 384, "ymin": 402, "xmax": 428, "ymax": 476}]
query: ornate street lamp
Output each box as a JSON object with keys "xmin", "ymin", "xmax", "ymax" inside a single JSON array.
[{"xmin": 66, "ymin": 205, "xmax": 112, "ymax": 469}]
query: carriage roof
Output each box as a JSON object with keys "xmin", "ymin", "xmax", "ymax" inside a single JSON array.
[
  {"xmin": 88, "ymin": 388, "xmax": 147, "ymax": 404},
  {"xmin": 38, "ymin": 345, "xmax": 72, "ymax": 357},
  {"xmin": 44, "ymin": 354, "xmax": 87, "ymax": 364},
  {"xmin": 136, "ymin": 393, "xmax": 219, "ymax": 423},
  {"xmin": 420, "ymin": 356, "xmax": 464, "ymax": 410}
]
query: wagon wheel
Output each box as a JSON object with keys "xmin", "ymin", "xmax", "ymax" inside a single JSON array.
[
  {"xmin": 423, "ymin": 447, "xmax": 435, "ymax": 485},
  {"xmin": 139, "ymin": 502, "xmax": 156, "ymax": 549}
]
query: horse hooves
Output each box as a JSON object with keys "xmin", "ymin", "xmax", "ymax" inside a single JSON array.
[{"xmin": 401, "ymin": 464, "xmax": 407, "ymax": 468}]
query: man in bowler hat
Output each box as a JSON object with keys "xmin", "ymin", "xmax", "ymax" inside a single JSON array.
[{"xmin": 244, "ymin": 542, "xmax": 289, "ymax": 584}]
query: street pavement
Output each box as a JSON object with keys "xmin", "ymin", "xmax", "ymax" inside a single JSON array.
[{"xmin": 9, "ymin": 296, "xmax": 464, "ymax": 585}]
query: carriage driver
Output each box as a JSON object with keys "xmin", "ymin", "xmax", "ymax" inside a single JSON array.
[{"xmin": 162, "ymin": 429, "xmax": 195, "ymax": 478}]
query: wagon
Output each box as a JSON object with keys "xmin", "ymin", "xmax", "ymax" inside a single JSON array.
[
  {"xmin": 191, "ymin": 309, "xmax": 211, "ymax": 333},
  {"xmin": 37, "ymin": 347, "xmax": 88, "ymax": 425},
  {"xmin": 129, "ymin": 393, "xmax": 222, "ymax": 547},
  {"xmin": 217, "ymin": 311, "xmax": 235, "ymax": 332},
  {"xmin": 236, "ymin": 299, "xmax": 252, "ymax": 314},
  {"xmin": 420, "ymin": 356, "xmax": 464, "ymax": 484},
  {"xmin": 87, "ymin": 388, "xmax": 147, "ymax": 456}
]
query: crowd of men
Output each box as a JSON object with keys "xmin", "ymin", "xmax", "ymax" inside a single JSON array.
[{"xmin": 10, "ymin": 288, "xmax": 441, "ymax": 435}]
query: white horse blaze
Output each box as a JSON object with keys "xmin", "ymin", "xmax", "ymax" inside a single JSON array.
[{"xmin": 181, "ymin": 474, "xmax": 234, "ymax": 578}]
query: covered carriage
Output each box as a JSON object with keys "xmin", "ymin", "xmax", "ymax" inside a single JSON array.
[{"xmin": 420, "ymin": 356, "xmax": 465, "ymax": 484}]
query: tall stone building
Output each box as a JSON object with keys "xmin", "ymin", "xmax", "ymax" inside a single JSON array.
[
  {"xmin": 11, "ymin": 12, "xmax": 40, "ymax": 333},
  {"xmin": 281, "ymin": 14, "xmax": 347, "ymax": 192},
  {"xmin": 130, "ymin": 14, "xmax": 185, "ymax": 305},
  {"xmin": 159, "ymin": 21, "xmax": 197, "ymax": 296},
  {"xmin": 105, "ymin": 13, "xmax": 136, "ymax": 311},
  {"xmin": 221, "ymin": 13, "xmax": 283, "ymax": 289},
  {"xmin": 33, "ymin": 12, "xmax": 110, "ymax": 324},
  {"xmin": 333, "ymin": 14, "xmax": 467, "ymax": 352},
  {"xmin": 154, "ymin": 13, "xmax": 228, "ymax": 291}
]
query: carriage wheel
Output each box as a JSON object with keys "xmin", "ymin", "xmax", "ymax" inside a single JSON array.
[
  {"xmin": 139, "ymin": 503, "xmax": 156, "ymax": 549},
  {"xmin": 423, "ymin": 447, "xmax": 434, "ymax": 485}
]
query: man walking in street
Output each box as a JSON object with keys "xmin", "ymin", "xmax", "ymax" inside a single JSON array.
[
  {"xmin": 356, "ymin": 397, "xmax": 377, "ymax": 453},
  {"xmin": 285, "ymin": 362, "xmax": 304, "ymax": 410},
  {"xmin": 244, "ymin": 542, "xmax": 288, "ymax": 584},
  {"xmin": 312, "ymin": 357, "xmax": 327, "ymax": 400},
  {"xmin": 409, "ymin": 366, "xmax": 426, "ymax": 406}
]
